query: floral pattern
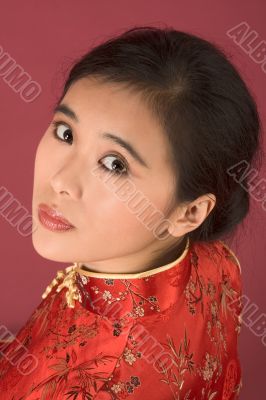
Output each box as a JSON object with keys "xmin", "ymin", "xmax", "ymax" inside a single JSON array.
[{"xmin": 0, "ymin": 240, "xmax": 243, "ymax": 399}]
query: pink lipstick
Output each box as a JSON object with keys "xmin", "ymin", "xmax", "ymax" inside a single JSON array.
[{"xmin": 38, "ymin": 203, "xmax": 75, "ymax": 232}]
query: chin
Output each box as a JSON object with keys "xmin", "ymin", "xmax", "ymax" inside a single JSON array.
[{"xmin": 31, "ymin": 233, "xmax": 71, "ymax": 263}]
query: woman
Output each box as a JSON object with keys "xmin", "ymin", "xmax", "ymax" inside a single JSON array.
[{"xmin": 0, "ymin": 25, "xmax": 262, "ymax": 399}]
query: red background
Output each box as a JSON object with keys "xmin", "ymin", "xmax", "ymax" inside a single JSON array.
[{"xmin": 0, "ymin": 1, "xmax": 265, "ymax": 398}]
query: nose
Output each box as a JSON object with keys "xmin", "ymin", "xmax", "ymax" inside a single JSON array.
[{"xmin": 50, "ymin": 162, "xmax": 82, "ymax": 200}]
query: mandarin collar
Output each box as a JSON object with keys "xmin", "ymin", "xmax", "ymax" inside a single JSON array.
[{"xmin": 74, "ymin": 237, "xmax": 191, "ymax": 323}]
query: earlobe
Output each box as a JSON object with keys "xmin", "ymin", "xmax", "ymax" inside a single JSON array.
[
  {"xmin": 168, "ymin": 215, "xmax": 200, "ymax": 237},
  {"xmin": 167, "ymin": 220, "xmax": 184, "ymax": 236},
  {"xmin": 167, "ymin": 208, "xmax": 191, "ymax": 237}
]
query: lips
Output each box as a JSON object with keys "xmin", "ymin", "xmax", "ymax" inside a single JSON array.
[{"xmin": 38, "ymin": 203, "xmax": 75, "ymax": 231}]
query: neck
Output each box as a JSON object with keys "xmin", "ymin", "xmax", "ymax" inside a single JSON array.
[{"xmin": 80, "ymin": 236, "xmax": 189, "ymax": 275}]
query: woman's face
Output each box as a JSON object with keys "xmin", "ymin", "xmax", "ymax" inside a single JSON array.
[{"xmin": 32, "ymin": 77, "xmax": 181, "ymax": 273}]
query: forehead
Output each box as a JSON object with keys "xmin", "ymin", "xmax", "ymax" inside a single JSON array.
[
  {"xmin": 60, "ymin": 77, "xmax": 172, "ymax": 167},
  {"xmin": 62, "ymin": 77, "xmax": 153, "ymax": 124}
]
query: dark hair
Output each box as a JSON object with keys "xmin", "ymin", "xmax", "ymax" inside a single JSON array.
[{"xmin": 54, "ymin": 25, "xmax": 263, "ymax": 251}]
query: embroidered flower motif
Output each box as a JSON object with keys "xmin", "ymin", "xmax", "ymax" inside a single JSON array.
[
  {"xmin": 113, "ymin": 321, "xmax": 122, "ymax": 337},
  {"xmin": 91, "ymin": 286, "xmax": 99, "ymax": 294},
  {"xmin": 105, "ymin": 278, "xmax": 114, "ymax": 285},
  {"xmin": 125, "ymin": 382, "xmax": 134, "ymax": 393},
  {"xmin": 184, "ymin": 278, "xmax": 200, "ymax": 315},
  {"xmin": 130, "ymin": 376, "xmax": 140, "ymax": 386},
  {"xmin": 111, "ymin": 383, "xmax": 123, "ymax": 393},
  {"xmin": 190, "ymin": 281, "xmax": 196, "ymax": 292},
  {"xmin": 134, "ymin": 306, "xmax": 145, "ymax": 317},
  {"xmin": 102, "ymin": 290, "xmax": 112, "ymax": 301},
  {"xmin": 201, "ymin": 352, "xmax": 218, "ymax": 381},
  {"xmin": 148, "ymin": 296, "xmax": 158, "ymax": 302},
  {"xmin": 206, "ymin": 281, "xmax": 216, "ymax": 298},
  {"xmin": 124, "ymin": 348, "xmax": 137, "ymax": 365},
  {"xmin": 110, "ymin": 376, "xmax": 141, "ymax": 397},
  {"xmin": 81, "ymin": 275, "xmax": 88, "ymax": 285}
]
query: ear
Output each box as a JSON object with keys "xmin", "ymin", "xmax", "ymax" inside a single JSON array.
[{"xmin": 167, "ymin": 194, "xmax": 216, "ymax": 237}]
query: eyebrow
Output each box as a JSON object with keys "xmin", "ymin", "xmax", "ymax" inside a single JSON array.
[
  {"xmin": 53, "ymin": 103, "xmax": 150, "ymax": 169},
  {"xmin": 54, "ymin": 103, "xmax": 79, "ymax": 122}
]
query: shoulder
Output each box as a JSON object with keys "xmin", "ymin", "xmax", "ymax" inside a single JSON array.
[
  {"xmin": 217, "ymin": 240, "xmax": 242, "ymax": 274},
  {"xmin": 215, "ymin": 240, "xmax": 242, "ymax": 306},
  {"xmin": 191, "ymin": 239, "xmax": 242, "ymax": 286},
  {"xmin": 190, "ymin": 240, "xmax": 243, "ymax": 330},
  {"xmin": 216, "ymin": 240, "xmax": 243, "ymax": 333}
]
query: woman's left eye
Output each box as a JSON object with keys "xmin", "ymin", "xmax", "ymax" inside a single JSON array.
[
  {"xmin": 52, "ymin": 121, "xmax": 73, "ymax": 145},
  {"xmin": 99, "ymin": 155, "xmax": 128, "ymax": 176}
]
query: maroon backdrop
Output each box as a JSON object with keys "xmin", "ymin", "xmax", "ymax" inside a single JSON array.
[{"xmin": 0, "ymin": 1, "xmax": 265, "ymax": 398}]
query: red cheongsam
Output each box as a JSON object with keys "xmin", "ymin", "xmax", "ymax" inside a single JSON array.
[{"xmin": 0, "ymin": 238, "xmax": 243, "ymax": 399}]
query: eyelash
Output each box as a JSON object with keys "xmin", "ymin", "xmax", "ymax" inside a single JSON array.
[{"xmin": 51, "ymin": 120, "xmax": 129, "ymax": 176}]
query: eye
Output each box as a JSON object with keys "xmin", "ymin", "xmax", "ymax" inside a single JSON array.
[
  {"xmin": 52, "ymin": 121, "xmax": 73, "ymax": 145},
  {"xmin": 51, "ymin": 121, "xmax": 129, "ymax": 176},
  {"xmin": 99, "ymin": 154, "xmax": 128, "ymax": 176}
]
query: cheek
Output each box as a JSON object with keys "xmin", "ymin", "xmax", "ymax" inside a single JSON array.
[
  {"xmin": 87, "ymin": 178, "xmax": 142, "ymax": 233},
  {"xmin": 84, "ymin": 175, "xmax": 169, "ymax": 239}
]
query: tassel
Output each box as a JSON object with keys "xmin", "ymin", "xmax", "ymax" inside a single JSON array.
[{"xmin": 41, "ymin": 262, "xmax": 80, "ymax": 308}]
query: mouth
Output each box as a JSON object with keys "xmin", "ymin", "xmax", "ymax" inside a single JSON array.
[{"xmin": 37, "ymin": 203, "xmax": 75, "ymax": 232}]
